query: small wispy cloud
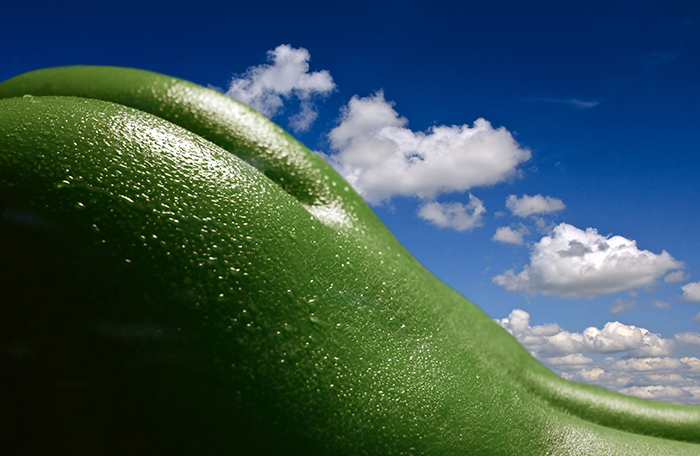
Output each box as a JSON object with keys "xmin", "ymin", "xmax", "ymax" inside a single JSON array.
[
  {"xmin": 609, "ymin": 298, "xmax": 637, "ymax": 314},
  {"xmin": 693, "ymin": 313, "xmax": 700, "ymax": 325},
  {"xmin": 528, "ymin": 98, "xmax": 599, "ymax": 109},
  {"xmin": 492, "ymin": 225, "xmax": 529, "ymax": 245},
  {"xmin": 417, "ymin": 195, "xmax": 486, "ymax": 232},
  {"xmin": 506, "ymin": 194, "xmax": 565, "ymax": 218}
]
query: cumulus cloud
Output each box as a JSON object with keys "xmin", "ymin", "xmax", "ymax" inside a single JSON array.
[
  {"xmin": 497, "ymin": 309, "xmax": 675, "ymax": 359},
  {"xmin": 651, "ymin": 300, "xmax": 670, "ymax": 308},
  {"xmin": 681, "ymin": 281, "xmax": 700, "ymax": 302},
  {"xmin": 226, "ymin": 44, "xmax": 335, "ymax": 132},
  {"xmin": 324, "ymin": 91, "xmax": 531, "ymax": 204},
  {"xmin": 562, "ymin": 356, "xmax": 700, "ymax": 404},
  {"xmin": 497, "ymin": 310, "xmax": 676, "ymax": 359},
  {"xmin": 492, "ymin": 225, "xmax": 529, "ymax": 245},
  {"xmin": 417, "ymin": 195, "xmax": 485, "ymax": 232},
  {"xmin": 497, "ymin": 309, "xmax": 700, "ymax": 404},
  {"xmin": 609, "ymin": 298, "xmax": 637, "ymax": 314},
  {"xmin": 506, "ymin": 194, "xmax": 565, "ymax": 218},
  {"xmin": 492, "ymin": 223, "xmax": 684, "ymax": 297}
]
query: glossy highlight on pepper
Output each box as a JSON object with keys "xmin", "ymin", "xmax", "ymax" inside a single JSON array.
[{"xmin": 0, "ymin": 67, "xmax": 699, "ymax": 455}]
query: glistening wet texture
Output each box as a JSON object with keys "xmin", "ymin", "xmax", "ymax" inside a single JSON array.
[
  {"xmin": 0, "ymin": 90, "xmax": 699, "ymax": 453},
  {"xmin": 0, "ymin": 65, "xmax": 369, "ymax": 230}
]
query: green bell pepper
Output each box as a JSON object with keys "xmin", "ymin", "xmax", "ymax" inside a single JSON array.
[{"xmin": 0, "ymin": 66, "xmax": 698, "ymax": 455}]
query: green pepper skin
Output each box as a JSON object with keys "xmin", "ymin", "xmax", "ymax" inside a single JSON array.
[{"xmin": 0, "ymin": 69, "xmax": 699, "ymax": 455}]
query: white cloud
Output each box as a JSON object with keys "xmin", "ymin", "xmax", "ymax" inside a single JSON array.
[
  {"xmin": 651, "ymin": 300, "xmax": 670, "ymax": 308},
  {"xmin": 492, "ymin": 225, "xmax": 529, "ymax": 245},
  {"xmin": 664, "ymin": 270, "xmax": 689, "ymax": 283},
  {"xmin": 675, "ymin": 332, "xmax": 700, "ymax": 347},
  {"xmin": 623, "ymin": 333, "xmax": 677, "ymax": 358},
  {"xmin": 324, "ymin": 91, "xmax": 531, "ymax": 204},
  {"xmin": 506, "ymin": 194, "xmax": 565, "ymax": 218},
  {"xmin": 417, "ymin": 195, "xmax": 485, "ymax": 232},
  {"xmin": 681, "ymin": 281, "xmax": 700, "ymax": 302},
  {"xmin": 694, "ymin": 313, "xmax": 700, "ymax": 325},
  {"xmin": 609, "ymin": 298, "xmax": 637, "ymax": 314},
  {"xmin": 225, "ymin": 44, "xmax": 335, "ymax": 132},
  {"xmin": 492, "ymin": 223, "xmax": 684, "ymax": 297},
  {"xmin": 584, "ymin": 322, "xmax": 674, "ymax": 358},
  {"xmin": 497, "ymin": 309, "xmax": 700, "ymax": 405}
]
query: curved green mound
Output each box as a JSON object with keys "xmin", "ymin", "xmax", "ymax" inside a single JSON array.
[{"xmin": 1, "ymin": 67, "xmax": 698, "ymax": 455}]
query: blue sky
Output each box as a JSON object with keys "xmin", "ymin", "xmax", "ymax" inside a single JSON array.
[{"xmin": 3, "ymin": 0, "xmax": 700, "ymax": 404}]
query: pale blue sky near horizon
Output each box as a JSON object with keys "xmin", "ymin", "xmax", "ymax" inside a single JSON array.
[{"xmin": 3, "ymin": 0, "xmax": 700, "ymax": 403}]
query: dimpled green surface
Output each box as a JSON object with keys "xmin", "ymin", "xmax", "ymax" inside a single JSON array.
[{"xmin": 0, "ymin": 68, "xmax": 698, "ymax": 455}]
